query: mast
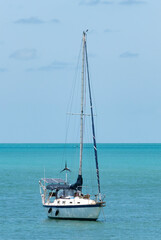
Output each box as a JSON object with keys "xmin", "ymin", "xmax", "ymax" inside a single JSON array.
[
  {"xmin": 71, "ymin": 31, "xmax": 101, "ymax": 196},
  {"xmin": 84, "ymin": 35, "xmax": 101, "ymax": 200},
  {"xmin": 78, "ymin": 32, "xmax": 86, "ymax": 177},
  {"xmin": 70, "ymin": 32, "xmax": 85, "ymax": 192}
]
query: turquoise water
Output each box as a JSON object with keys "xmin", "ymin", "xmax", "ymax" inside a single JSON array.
[{"xmin": 0, "ymin": 144, "xmax": 161, "ymax": 239}]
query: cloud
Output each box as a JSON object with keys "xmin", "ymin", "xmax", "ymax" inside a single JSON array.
[
  {"xmin": 120, "ymin": 51, "xmax": 139, "ymax": 58},
  {"xmin": 119, "ymin": 0, "xmax": 146, "ymax": 5},
  {"xmin": 50, "ymin": 19, "xmax": 60, "ymax": 24},
  {"xmin": 38, "ymin": 61, "xmax": 69, "ymax": 71},
  {"xmin": 0, "ymin": 68, "xmax": 7, "ymax": 72},
  {"xmin": 101, "ymin": 0, "xmax": 113, "ymax": 4},
  {"xmin": 14, "ymin": 17, "xmax": 60, "ymax": 25},
  {"xmin": 79, "ymin": 0, "xmax": 113, "ymax": 5},
  {"xmin": 26, "ymin": 61, "xmax": 69, "ymax": 72},
  {"xmin": 104, "ymin": 28, "xmax": 119, "ymax": 34},
  {"xmin": 104, "ymin": 28, "xmax": 114, "ymax": 33},
  {"xmin": 80, "ymin": 0, "xmax": 99, "ymax": 5},
  {"xmin": 15, "ymin": 17, "xmax": 44, "ymax": 24},
  {"xmin": 10, "ymin": 49, "xmax": 37, "ymax": 60}
]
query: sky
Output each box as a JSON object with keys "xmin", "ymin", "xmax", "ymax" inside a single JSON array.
[{"xmin": 0, "ymin": 0, "xmax": 161, "ymax": 143}]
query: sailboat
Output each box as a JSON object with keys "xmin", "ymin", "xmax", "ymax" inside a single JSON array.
[{"xmin": 39, "ymin": 31, "xmax": 105, "ymax": 220}]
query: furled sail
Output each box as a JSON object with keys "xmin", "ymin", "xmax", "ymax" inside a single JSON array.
[{"xmin": 84, "ymin": 37, "xmax": 101, "ymax": 196}]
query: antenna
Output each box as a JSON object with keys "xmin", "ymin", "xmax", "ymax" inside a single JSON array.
[{"xmin": 44, "ymin": 167, "xmax": 45, "ymax": 186}]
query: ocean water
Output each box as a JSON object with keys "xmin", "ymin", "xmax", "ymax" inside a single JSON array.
[{"xmin": 0, "ymin": 143, "xmax": 161, "ymax": 240}]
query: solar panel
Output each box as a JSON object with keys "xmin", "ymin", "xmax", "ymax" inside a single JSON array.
[{"xmin": 41, "ymin": 178, "xmax": 65, "ymax": 184}]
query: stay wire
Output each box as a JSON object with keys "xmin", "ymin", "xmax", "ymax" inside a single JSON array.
[{"xmin": 61, "ymin": 39, "xmax": 83, "ymax": 172}]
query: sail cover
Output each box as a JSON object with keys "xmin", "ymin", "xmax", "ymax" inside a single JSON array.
[{"xmin": 70, "ymin": 175, "xmax": 83, "ymax": 191}]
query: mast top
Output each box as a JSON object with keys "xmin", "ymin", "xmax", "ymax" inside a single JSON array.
[{"xmin": 83, "ymin": 30, "xmax": 88, "ymax": 41}]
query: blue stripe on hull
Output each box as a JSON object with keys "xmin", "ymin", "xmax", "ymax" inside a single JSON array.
[
  {"xmin": 48, "ymin": 216, "xmax": 97, "ymax": 221},
  {"xmin": 43, "ymin": 204, "xmax": 101, "ymax": 209}
]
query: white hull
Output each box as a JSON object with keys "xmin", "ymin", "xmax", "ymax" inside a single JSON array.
[{"xmin": 44, "ymin": 205, "xmax": 101, "ymax": 220}]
